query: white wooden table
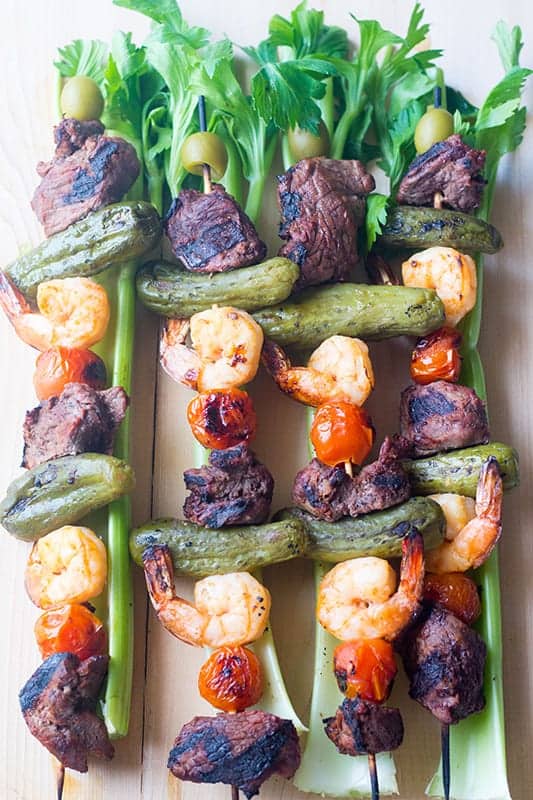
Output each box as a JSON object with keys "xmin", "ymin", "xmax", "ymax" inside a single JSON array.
[{"xmin": 0, "ymin": 1, "xmax": 532, "ymax": 798}]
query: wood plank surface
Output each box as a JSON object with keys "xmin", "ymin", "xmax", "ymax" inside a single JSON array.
[{"xmin": 0, "ymin": 1, "xmax": 532, "ymax": 799}]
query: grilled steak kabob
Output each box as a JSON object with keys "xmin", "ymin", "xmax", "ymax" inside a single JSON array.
[{"xmin": 0, "ymin": 73, "xmax": 152, "ymax": 792}]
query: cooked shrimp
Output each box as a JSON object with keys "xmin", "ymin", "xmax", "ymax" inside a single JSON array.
[
  {"xmin": 160, "ymin": 306, "xmax": 263, "ymax": 392},
  {"xmin": 317, "ymin": 530, "xmax": 424, "ymax": 642},
  {"xmin": 25, "ymin": 526, "xmax": 107, "ymax": 609},
  {"xmin": 402, "ymin": 246, "xmax": 477, "ymax": 326},
  {"xmin": 0, "ymin": 272, "xmax": 110, "ymax": 350},
  {"xmin": 262, "ymin": 335, "xmax": 375, "ymax": 407},
  {"xmin": 426, "ymin": 457, "xmax": 502, "ymax": 573},
  {"xmin": 143, "ymin": 544, "xmax": 271, "ymax": 647}
]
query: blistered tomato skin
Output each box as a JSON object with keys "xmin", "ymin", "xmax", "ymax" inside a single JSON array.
[
  {"xmin": 187, "ymin": 388, "xmax": 257, "ymax": 450},
  {"xmin": 333, "ymin": 639, "xmax": 397, "ymax": 703},
  {"xmin": 310, "ymin": 401, "xmax": 375, "ymax": 467},
  {"xmin": 198, "ymin": 645, "xmax": 263, "ymax": 712},
  {"xmin": 411, "ymin": 326, "xmax": 462, "ymax": 385},
  {"xmin": 35, "ymin": 603, "xmax": 107, "ymax": 660},
  {"xmin": 423, "ymin": 572, "xmax": 481, "ymax": 625},
  {"xmin": 34, "ymin": 346, "xmax": 107, "ymax": 400}
]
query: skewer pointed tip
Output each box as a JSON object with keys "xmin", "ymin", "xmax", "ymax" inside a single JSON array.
[
  {"xmin": 57, "ymin": 763, "xmax": 65, "ymax": 800},
  {"xmin": 231, "ymin": 785, "xmax": 240, "ymax": 800},
  {"xmin": 441, "ymin": 722, "xmax": 450, "ymax": 800},
  {"xmin": 368, "ymin": 753, "xmax": 380, "ymax": 800}
]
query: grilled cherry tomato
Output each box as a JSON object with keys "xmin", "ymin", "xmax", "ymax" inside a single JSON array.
[
  {"xmin": 414, "ymin": 106, "xmax": 454, "ymax": 154},
  {"xmin": 310, "ymin": 401, "xmax": 375, "ymax": 467},
  {"xmin": 288, "ymin": 121, "xmax": 330, "ymax": 161},
  {"xmin": 34, "ymin": 346, "xmax": 107, "ymax": 401},
  {"xmin": 180, "ymin": 132, "xmax": 228, "ymax": 181},
  {"xmin": 333, "ymin": 639, "xmax": 397, "ymax": 703},
  {"xmin": 187, "ymin": 388, "xmax": 257, "ymax": 450},
  {"xmin": 35, "ymin": 603, "xmax": 107, "ymax": 660},
  {"xmin": 198, "ymin": 645, "xmax": 263, "ymax": 712},
  {"xmin": 423, "ymin": 572, "xmax": 481, "ymax": 626},
  {"xmin": 410, "ymin": 326, "xmax": 462, "ymax": 385},
  {"xmin": 60, "ymin": 76, "xmax": 104, "ymax": 121}
]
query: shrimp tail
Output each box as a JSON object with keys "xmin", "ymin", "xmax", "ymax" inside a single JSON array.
[
  {"xmin": 399, "ymin": 527, "xmax": 425, "ymax": 606},
  {"xmin": 261, "ymin": 338, "xmax": 292, "ymax": 386},
  {"xmin": 475, "ymin": 457, "xmax": 503, "ymax": 522},
  {"xmin": 0, "ymin": 270, "xmax": 33, "ymax": 322},
  {"xmin": 142, "ymin": 544, "xmax": 176, "ymax": 609},
  {"xmin": 160, "ymin": 318, "xmax": 199, "ymax": 389}
]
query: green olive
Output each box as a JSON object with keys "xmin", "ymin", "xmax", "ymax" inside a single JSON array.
[
  {"xmin": 180, "ymin": 132, "xmax": 228, "ymax": 181},
  {"xmin": 60, "ymin": 76, "xmax": 104, "ymax": 121},
  {"xmin": 414, "ymin": 106, "xmax": 454, "ymax": 154},
  {"xmin": 288, "ymin": 121, "xmax": 330, "ymax": 162}
]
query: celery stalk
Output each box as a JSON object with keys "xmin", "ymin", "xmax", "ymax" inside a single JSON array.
[{"xmin": 294, "ymin": 561, "xmax": 398, "ymax": 797}]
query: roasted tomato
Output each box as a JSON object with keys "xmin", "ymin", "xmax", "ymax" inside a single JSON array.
[
  {"xmin": 34, "ymin": 346, "xmax": 107, "ymax": 400},
  {"xmin": 410, "ymin": 326, "xmax": 462, "ymax": 385},
  {"xmin": 35, "ymin": 603, "xmax": 107, "ymax": 660},
  {"xmin": 333, "ymin": 639, "xmax": 397, "ymax": 703},
  {"xmin": 310, "ymin": 401, "xmax": 375, "ymax": 467},
  {"xmin": 198, "ymin": 645, "xmax": 263, "ymax": 712},
  {"xmin": 423, "ymin": 572, "xmax": 481, "ymax": 626},
  {"xmin": 187, "ymin": 388, "xmax": 257, "ymax": 450}
]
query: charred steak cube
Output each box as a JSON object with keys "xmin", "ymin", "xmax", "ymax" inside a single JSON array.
[
  {"xmin": 399, "ymin": 380, "xmax": 489, "ymax": 457},
  {"xmin": 22, "ymin": 382, "xmax": 129, "ymax": 469},
  {"xmin": 397, "ymin": 134, "xmax": 486, "ymax": 213},
  {"xmin": 401, "ymin": 604, "xmax": 486, "ymax": 724},
  {"xmin": 164, "ymin": 184, "xmax": 267, "ymax": 273},
  {"xmin": 167, "ymin": 709, "xmax": 300, "ymax": 798},
  {"xmin": 19, "ymin": 652, "xmax": 114, "ymax": 772},
  {"xmin": 183, "ymin": 443, "xmax": 274, "ymax": 527},
  {"xmin": 277, "ymin": 157, "xmax": 375, "ymax": 290},
  {"xmin": 32, "ymin": 120, "xmax": 140, "ymax": 236},
  {"xmin": 292, "ymin": 457, "xmax": 350, "ymax": 521},
  {"xmin": 324, "ymin": 697, "xmax": 404, "ymax": 756}
]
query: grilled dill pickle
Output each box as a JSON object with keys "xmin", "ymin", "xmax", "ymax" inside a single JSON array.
[
  {"xmin": 253, "ymin": 283, "xmax": 445, "ymax": 349},
  {"xmin": 276, "ymin": 497, "xmax": 445, "ymax": 561},
  {"xmin": 404, "ymin": 442, "xmax": 519, "ymax": 497},
  {"xmin": 379, "ymin": 205, "xmax": 503, "ymax": 253},
  {"xmin": 136, "ymin": 257, "xmax": 300, "ymax": 317},
  {"xmin": 0, "ymin": 454, "xmax": 135, "ymax": 540},
  {"xmin": 129, "ymin": 518, "xmax": 306, "ymax": 577},
  {"xmin": 6, "ymin": 201, "xmax": 161, "ymax": 299}
]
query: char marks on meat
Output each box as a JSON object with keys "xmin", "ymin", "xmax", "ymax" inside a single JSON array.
[
  {"xmin": 167, "ymin": 710, "xmax": 301, "ymax": 798},
  {"xmin": 324, "ymin": 697, "xmax": 404, "ymax": 756},
  {"xmin": 397, "ymin": 134, "xmax": 486, "ymax": 212},
  {"xmin": 183, "ymin": 443, "xmax": 274, "ymax": 527},
  {"xmin": 292, "ymin": 438, "xmax": 411, "ymax": 521},
  {"xmin": 19, "ymin": 652, "xmax": 114, "ymax": 772},
  {"xmin": 401, "ymin": 605, "xmax": 486, "ymax": 724},
  {"xmin": 400, "ymin": 380, "xmax": 489, "ymax": 457},
  {"xmin": 22, "ymin": 382, "xmax": 129, "ymax": 469},
  {"xmin": 164, "ymin": 185, "xmax": 266, "ymax": 273},
  {"xmin": 32, "ymin": 118, "xmax": 140, "ymax": 236},
  {"xmin": 277, "ymin": 157, "xmax": 375, "ymax": 289}
]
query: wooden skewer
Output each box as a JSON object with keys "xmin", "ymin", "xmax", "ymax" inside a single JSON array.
[
  {"xmin": 198, "ymin": 95, "xmax": 213, "ymax": 194},
  {"xmin": 231, "ymin": 786, "xmax": 240, "ymax": 800},
  {"xmin": 366, "ymin": 253, "xmax": 399, "ymax": 287},
  {"xmin": 56, "ymin": 763, "xmax": 65, "ymax": 800},
  {"xmin": 441, "ymin": 722, "xmax": 451, "ymax": 800},
  {"xmin": 368, "ymin": 752, "xmax": 380, "ymax": 800},
  {"xmin": 344, "ymin": 460, "xmax": 354, "ymax": 477}
]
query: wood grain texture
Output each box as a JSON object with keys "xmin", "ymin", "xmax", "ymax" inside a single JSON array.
[{"xmin": 0, "ymin": 1, "xmax": 531, "ymax": 799}]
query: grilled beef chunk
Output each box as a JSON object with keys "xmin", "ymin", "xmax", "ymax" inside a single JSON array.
[
  {"xmin": 277, "ymin": 157, "xmax": 375, "ymax": 289},
  {"xmin": 345, "ymin": 437, "xmax": 412, "ymax": 516},
  {"xmin": 183, "ymin": 444, "xmax": 274, "ymax": 527},
  {"xmin": 400, "ymin": 380, "xmax": 489, "ymax": 457},
  {"xmin": 53, "ymin": 118, "xmax": 105, "ymax": 158},
  {"xmin": 401, "ymin": 605, "xmax": 486, "ymax": 725},
  {"xmin": 164, "ymin": 185, "xmax": 267, "ymax": 273},
  {"xmin": 167, "ymin": 710, "xmax": 301, "ymax": 798},
  {"xmin": 396, "ymin": 134, "xmax": 486, "ymax": 212},
  {"xmin": 19, "ymin": 652, "xmax": 114, "ymax": 772},
  {"xmin": 32, "ymin": 120, "xmax": 140, "ymax": 236},
  {"xmin": 22, "ymin": 382, "xmax": 129, "ymax": 469},
  {"xmin": 292, "ymin": 438, "xmax": 410, "ymax": 521},
  {"xmin": 324, "ymin": 697, "xmax": 404, "ymax": 756}
]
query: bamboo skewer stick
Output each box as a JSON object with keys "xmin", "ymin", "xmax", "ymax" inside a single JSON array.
[
  {"xmin": 56, "ymin": 763, "xmax": 65, "ymax": 800},
  {"xmin": 198, "ymin": 95, "xmax": 213, "ymax": 194},
  {"xmin": 368, "ymin": 753, "xmax": 380, "ymax": 800},
  {"xmin": 441, "ymin": 723, "xmax": 451, "ymax": 800}
]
